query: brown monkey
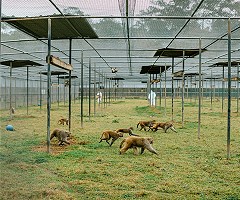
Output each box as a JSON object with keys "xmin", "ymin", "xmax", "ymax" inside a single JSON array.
[
  {"xmin": 99, "ymin": 130, "xmax": 123, "ymax": 146},
  {"xmin": 115, "ymin": 127, "xmax": 139, "ymax": 136},
  {"xmin": 50, "ymin": 128, "xmax": 71, "ymax": 145},
  {"xmin": 11, "ymin": 107, "xmax": 15, "ymax": 114},
  {"xmin": 150, "ymin": 121, "xmax": 177, "ymax": 133},
  {"xmin": 119, "ymin": 136, "xmax": 158, "ymax": 155},
  {"xmin": 137, "ymin": 120, "xmax": 156, "ymax": 131},
  {"xmin": 58, "ymin": 118, "xmax": 69, "ymax": 125}
]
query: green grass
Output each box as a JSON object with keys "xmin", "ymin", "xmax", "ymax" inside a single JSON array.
[{"xmin": 0, "ymin": 98, "xmax": 239, "ymax": 200}]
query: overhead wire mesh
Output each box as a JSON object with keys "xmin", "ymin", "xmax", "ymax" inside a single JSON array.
[{"xmin": 1, "ymin": 0, "xmax": 240, "ymax": 86}]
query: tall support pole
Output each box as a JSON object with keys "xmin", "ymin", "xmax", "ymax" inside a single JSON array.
[
  {"xmin": 237, "ymin": 64, "xmax": 239, "ymax": 113},
  {"xmin": 9, "ymin": 62, "xmax": 12, "ymax": 120},
  {"xmin": 81, "ymin": 50, "xmax": 84, "ymax": 128},
  {"xmin": 88, "ymin": 57, "xmax": 91, "ymax": 120},
  {"xmin": 114, "ymin": 78, "xmax": 117, "ymax": 101},
  {"xmin": 182, "ymin": 51, "xmax": 185, "ymax": 128},
  {"xmin": 171, "ymin": 57, "xmax": 174, "ymax": 121},
  {"xmin": 159, "ymin": 72, "xmax": 162, "ymax": 108},
  {"xmin": 64, "ymin": 76, "xmax": 66, "ymax": 105},
  {"xmin": 27, "ymin": 66, "xmax": 29, "ymax": 115},
  {"xmin": 227, "ymin": 18, "xmax": 231, "ymax": 159},
  {"xmin": 57, "ymin": 75, "xmax": 60, "ymax": 107},
  {"xmin": 147, "ymin": 75, "xmax": 150, "ymax": 102},
  {"xmin": 108, "ymin": 78, "xmax": 111, "ymax": 105},
  {"xmin": 15, "ymin": 77, "xmax": 17, "ymax": 108},
  {"xmin": 149, "ymin": 74, "xmax": 152, "ymax": 106},
  {"xmin": 198, "ymin": 38, "xmax": 202, "ymax": 139},
  {"xmin": 5, "ymin": 77, "xmax": 7, "ymax": 109},
  {"xmin": 47, "ymin": 18, "xmax": 51, "ymax": 153},
  {"xmin": 211, "ymin": 71, "xmax": 213, "ymax": 110},
  {"xmin": 104, "ymin": 74, "xmax": 107, "ymax": 108},
  {"xmin": 94, "ymin": 63, "xmax": 96, "ymax": 116},
  {"xmin": 68, "ymin": 39, "xmax": 72, "ymax": 132},
  {"xmin": 222, "ymin": 66, "xmax": 225, "ymax": 112},
  {"xmin": 190, "ymin": 76, "xmax": 192, "ymax": 102},
  {"xmin": 40, "ymin": 72, "xmax": 42, "ymax": 110},
  {"xmin": 164, "ymin": 64, "xmax": 167, "ymax": 117}
]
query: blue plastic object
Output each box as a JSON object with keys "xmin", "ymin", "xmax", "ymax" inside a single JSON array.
[{"xmin": 6, "ymin": 125, "xmax": 14, "ymax": 131}]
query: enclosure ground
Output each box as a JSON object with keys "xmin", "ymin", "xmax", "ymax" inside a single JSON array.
[{"xmin": 0, "ymin": 98, "xmax": 239, "ymax": 200}]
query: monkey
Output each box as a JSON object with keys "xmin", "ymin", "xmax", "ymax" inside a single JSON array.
[
  {"xmin": 58, "ymin": 117, "xmax": 69, "ymax": 125},
  {"xmin": 115, "ymin": 127, "xmax": 139, "ymax": 136},
  {"xmin": 99, "ymin": 130, "xmax": 123, "ymax": 146},
  {"xmin": 119, "ymin": 136, "xmax": 158, "ymax": 155},
  {"xmin": 149, "ymin": 121, "xmax": 177, "ymax": 133},
  {"xmin": 137, "ymin": 120, "xmax": 156, "ymax": 131},
  {"xmin": 11, "ymin": 107, "xmax": 15, "ymax": 114},
  {"xmin": 50, "ymin": 128, "xmax": 71, "ymax": 146}
]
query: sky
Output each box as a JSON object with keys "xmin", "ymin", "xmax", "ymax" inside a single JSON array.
[{"xmin": 1, "ymin": 0, "xmax": 152, "ymax": 17}]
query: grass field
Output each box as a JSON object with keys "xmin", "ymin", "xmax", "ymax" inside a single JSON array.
[{"xmin": 0, "ymin": 98, "xmax": 239, "ymax": 200}]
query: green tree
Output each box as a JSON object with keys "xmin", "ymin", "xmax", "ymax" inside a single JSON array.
[{"xmin": 135, "ymin": 0, "xmax": 240, "ymax": 37}]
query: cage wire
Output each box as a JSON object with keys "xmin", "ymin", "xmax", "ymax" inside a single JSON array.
[{"xmin": 1, "ymin": 0, "xmax": 240, "ymax": 87}]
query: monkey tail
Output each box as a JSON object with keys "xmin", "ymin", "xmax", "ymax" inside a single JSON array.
[
  {"xmin": 137, "ymin": 122, "xmax": 140, "ymax": 128},
  {"xmin": 119, "ymin": 139, "xmax": 126, "ymax": 148}
]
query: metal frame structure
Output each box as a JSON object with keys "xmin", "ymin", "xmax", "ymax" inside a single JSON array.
[{"xmin": 1, "ymin": 0, "xmax": 239, "ymax": 158}]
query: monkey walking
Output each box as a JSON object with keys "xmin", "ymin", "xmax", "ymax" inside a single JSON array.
[
  {"xmin": 119, "ymin": 136, "xmax": 158, "ymax": 155},
  {"xmin": 50, "ymin": 128, "xmax": 71, "ymax": 146},
  {"xmin": 137, "ymin": 120, "xmax": 156, "ymax": 131},
  {"xmin": 58, "ymin": 117, "xmax": 69, "ymax": 125},
  {"xmin": 149, "ymin": 122, "xmax": 177, "ymax": 133},
  {"xmin": 99, "ymin": 130, "xmax": 123, "ymax": 146},
  {"xmin": 115, "ymin": 127, "xmax": 139, "ymax": 136}
]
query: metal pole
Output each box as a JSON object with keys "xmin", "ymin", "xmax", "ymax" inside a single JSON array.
[
  {"xmin": 5, "ymin": 77, "xmax": 7, "ymax": 109},
  {"xmin": 237, "ymin": 64, "xmax": 239, "ymax": 113},
  {"xmin": 222, "ymin": 66, "xmax": 224, "ymax": 112},
  {"xmin": 94, "ymin": 63, "xmax": 96, "ymax": 116},
  {"xmin": 159, "ymin": 72, "xmax": 162, "ymax": 108},
  {"xmin": 15, "ymin": 77, "xmax": 17, "ymax": 108},
  {"xmin": 211, "ymin": 71, "xmax": 213, "ymax": 110},
  {"xmin": 27, "ymin": 66, "xmax": 29, "ymax": 115},
  {"xmin": 47, "ymin": 18, "xmax": 51, "ymax": 153},
  {"xmin": 40, "ymin": 72, "xmax": 42, "ymax": 110},
  {"xmin": 171, "ymin": 57, "xmax": 174, "ymax": 121},
  {"xmin": 81, "ymin": 50, "xmax": 84, "ymax": 128},
  {"xmin": 10, "ymin": 62, "xmax": 12, "ymax": 120},
  {"xmin": 104, "ymin": 75, "xmax": 106, "ymax": 108},
  {"xmin": 88, "ymin": 57, "xmax": 91, "ymax": 120},
  {"xmin": 64, "ymin": 76, "xmax": 66, "ymax": 105},
  {"xmin": 164, "ymin": 64, "xmax": 167, "ymax": 117},
  {"xmin": 227, "ymin": 18, "xmax": 231, "ymax": 159},
  {"xmin": 182, "ymin": 51, "xmax": 185, "ymax": 128},
  {"xmin": 57, "ymin": 75, "xmax": 59, "ymax": 107},
  {"xmin": 69, "ymin": 38, "xmax": 72, "ymax": 132},
  {"xmin": 108, "ymin": 77, "xmax": 111, "ymax": 105},
  {"xmin": 198, "ymin": 38, "xmax": 202, "ymax": 139}
]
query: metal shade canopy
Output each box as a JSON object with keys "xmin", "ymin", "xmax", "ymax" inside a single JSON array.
[
  {"xmin": 59, "ymin": 75, "xmax": 78, "ymax": 79},
  {"xmin": 154, "ymin": 48, "xmax": 207, "ymax": 58},
  {"xmin": 107, "ymin": 77, "xmax": 125, "ymax": 80},
  {"xmin": 212, "ymin": 61, "xmax": 240, "ymax": 67},
  {"xmin": 2, "ymin": 16, "xmax": 98, "ymax": 39},
  {"xmin": 0, "ymin": 60, "xmax": 43, "ymax": 118},
  {"xmin": 1, "ymin": 60, "xmax": 43, "ymax": 67},
  {"xmin": 140, "ymin": 65, "xmax": 171, "ymax": 74},
  {"xmin": 184, "ymin": 72, "xmax": 202, "ymax": 77},
  {"xmin": 39, "ymin": 71, "xmax": 68, "ymax": 76}
]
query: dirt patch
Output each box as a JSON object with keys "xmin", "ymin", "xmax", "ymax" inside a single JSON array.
[
  {"xmin": 32, "ymin": 144, "xmax": 69, "ymax": 155},
  {"xmin": 32, "ymin": 136, "xmax": 88, "ymax": 155}
]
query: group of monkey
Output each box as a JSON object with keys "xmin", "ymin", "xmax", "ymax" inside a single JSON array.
[{"xmin": 50, "ymin": 117, "xmax": 177, "ymax": 156}]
